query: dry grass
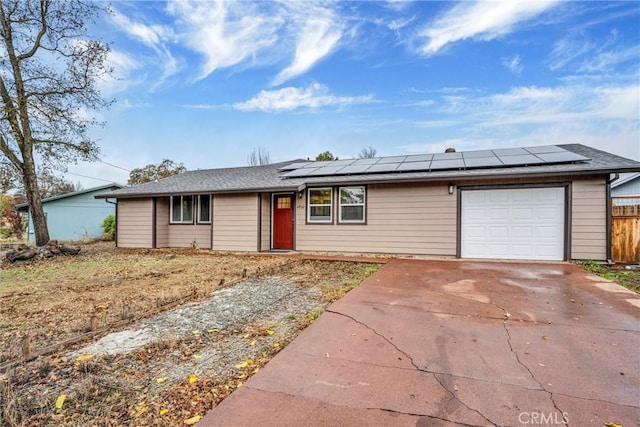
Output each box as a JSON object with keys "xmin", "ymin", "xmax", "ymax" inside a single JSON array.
[
  {"xmin": 0, "ymin": 243, "xmax": 381, "ymax": 426},
  {"xmin": 0, "ymin": 242, "xmax": 292, "ymax": 362}
]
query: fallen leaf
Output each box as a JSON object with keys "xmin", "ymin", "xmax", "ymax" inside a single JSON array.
[
  {"xmin": 273, "ymin": 342, "xmax": 280, "ymax": 348},
  {"xmin": 266, "ymin": 329, "xmax": 275, "ymax": 335},
  {"xmin": 206, "ymin": 328, "xmax": 219, "ymax": 333},
  {"xmin": 235, "ymin": 361, "xmax": 248, "ymax": 369},
  {"xmin": 189, "ymin": 374, "xmax": 197, "ymax": 384},
  {"xmin": 184, "ymin": 415, "xmax": 202, "ymax": 425},
  {"xmin": 134, "ymin": 407, "xmax": 147, "ymax": 418},
  {"xmin": 96, "ymin": 304, "xmax": 108, "ymax": 310},
  {"xmin": 243, "ymin": 333, "xmax": 250, "ymax": 339},
  {"xmin": 192, "ymin": 330, "xmax": 200, "ymax": 335},
  {"xmin": 76, "ymin": 354, "xmax": 93, "ymax": 362},
  {"xmin": 159, "ymin": 408, "xmax": 169, "ymax": 416},
  {"xmin": 249, "ymin": 340, "xmax": 256, "ymax": 346},
  {"xmin": 454, "ymin": 384, "xmax": 459, "ymax": 391},
  {"xmin": 504, "ymin": 312, "xmax": 511, "ymax": 319},
  {"xmin": 542, "ymin": 335, "xmax": 549, "ymax": 340},
  {"xmin": 252, "ymin": 367, "xmax": 260, "ymax": 374},
  {"xmin": 156, "ymin": 377, "xmax": 168, "ymax": 384},
  {"xmin": 55, "ymin": 394, "xmax": 66, "ymax": 410},
  {"xmin": 325, "ymin": 353, "xmax": 330, "ymax": 358},
  {"xmin": 193, "ymin": 354, "xmax": 202, "ymax": 359},
  {"xmin": 604, "ymin": 423, "xmax": 623, "ymax": 427},
  {"xmin": 237, "ymin": 382, "xmax": 243, "ymax": 388}
]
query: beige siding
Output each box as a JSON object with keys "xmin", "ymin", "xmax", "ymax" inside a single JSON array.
[
  {"xmin": 260, "ymin": 193, "xmax": 271, "ymax": 251},
  {"xmin": 212, "ymin": 193, "xmax": 259, "ymax": 251},
  {"xmin": 156, "ymin": 197, "xmax": 169, "ymax": 248},
  {"xmin": 571, "ymin": 177, "xmax": 607, "ymax": 260},
  {"xmin": 168, "ymin": 225, "xmax": 211, "ymax": 248},
  {"xmin": 296, "ymin": 183, "xmax": 457, "ymax": 255},
  {"xmin": 117, "ymin": 198, "xmax": 152, "ymax": 248}
]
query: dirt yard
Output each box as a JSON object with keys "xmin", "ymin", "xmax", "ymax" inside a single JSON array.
[{"xmin": 0, "ymin": 242, "xmax": 381, "ymax": 426}]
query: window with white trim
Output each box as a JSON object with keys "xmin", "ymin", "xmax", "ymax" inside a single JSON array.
[
  {"xmin": 170, "ymin": 195, "xmax": 194, "ymax": 223},
  {"xmin": 339, "ymin": 186, "xmax": 365, "ymax": 223},
  {"xmin": 308, "ymin": 188, "xmax": 333, "ymax": 223},
  {"xmin": 198, "ymin": 195, "xmax": 211, "ymax": 223}
]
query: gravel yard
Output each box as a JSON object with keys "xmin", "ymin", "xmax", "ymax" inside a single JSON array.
[{"xmin": 0, "ymin": 243, "xmax": 381, "ymax": 426}]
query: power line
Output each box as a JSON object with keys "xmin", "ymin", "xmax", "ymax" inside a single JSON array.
[
  {"xmin": 98, "ymin": 160, "xmax": 130, "ymax": 172},
  {"xmin": 65, "ymin": 171, "xmax": 118, "ymax": 183}
]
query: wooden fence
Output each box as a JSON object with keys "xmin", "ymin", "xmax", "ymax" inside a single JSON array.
[{"xmin": 612, "ymin": 196, "xmax": 640, "ymax": 263}]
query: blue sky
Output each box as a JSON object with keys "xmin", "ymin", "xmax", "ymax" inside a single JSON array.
[{"xmin": 67, "ymin": 0, "xmax": 639, "ymax": 187}]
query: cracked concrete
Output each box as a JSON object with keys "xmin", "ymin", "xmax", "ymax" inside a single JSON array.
[{"xmin": 200, "ymin": 259, "xmax": 640, "ymax": 426}]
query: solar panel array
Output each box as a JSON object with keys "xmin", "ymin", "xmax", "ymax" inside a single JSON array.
[{"xmin": 280, "ymin": 145, "xmax": 589, "ymax": 178}]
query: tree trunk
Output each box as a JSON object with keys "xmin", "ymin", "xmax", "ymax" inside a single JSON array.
[{"xmin": 22, "ymin": 153, "xmax": 49, "ymax": 246}]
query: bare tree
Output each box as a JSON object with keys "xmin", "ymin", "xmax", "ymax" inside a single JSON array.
[
  {"xmin": 247, "ymin": 147, "xmax": 271, "ymax": 166},
  {"xmin": 0, "ymin": 1, "xmax": 111, "ymax": 246},
  {"xmin": 358, "ymin": 146, "xmax": 377, "ymax": 159}
]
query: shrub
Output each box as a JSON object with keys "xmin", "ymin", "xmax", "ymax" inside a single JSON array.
[{"xmin": 101, "ymin": 215, "xmax": 115, "ymax": 239}]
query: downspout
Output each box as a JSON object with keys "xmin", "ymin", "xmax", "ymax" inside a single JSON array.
[
  {"xmin": 606, "ymin": 173, "xmax": 619, "ymax": 265},
  {"xmin": 104, "ymin": 198, "xmax": 117, "ymax": 247}
]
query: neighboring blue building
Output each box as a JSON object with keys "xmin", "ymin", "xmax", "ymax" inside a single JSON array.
[
  {"xmin": 16, "ymin": 183, "xmax": 123, "ymax": 243},
  {"xmin": 612, "ymin": 172, "xmax": 640, "ymax": 197}
]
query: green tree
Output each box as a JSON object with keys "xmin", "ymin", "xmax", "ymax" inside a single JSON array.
[
  {"xmin": 128, "ymin": 159, "xmax": 187, "ymax": 185},
  {"xmin": 0, "ymin": 1, "xmax": 111, "ymax": 246},
  {"xmin": 316, "ymin": 151, "xmax": 338, "ymax": 161},
  {"xmin": 101, "ymin": 214, "xmax": 115, "ymax": 239}
]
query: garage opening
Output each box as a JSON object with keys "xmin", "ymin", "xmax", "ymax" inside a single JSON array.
[{"xmin": 460, "ymin": 187, "xmax": 566, "ymax": 261}]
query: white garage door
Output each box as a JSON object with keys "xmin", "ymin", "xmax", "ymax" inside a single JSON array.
[{"xmin": 461, "ymin": 187, "xmax": 565, "ymax": 260}]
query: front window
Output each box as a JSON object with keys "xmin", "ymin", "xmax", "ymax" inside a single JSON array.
[
  {"xmin": 339, "ymin": 186, "xmax": 365, "ymax": 223},
  {"xmin": 308, "ymin": 188, "xmax": 332, "ymax": 223},
  {"xmin": 171, "ymin": 195, "xmax": 193, "ymax": 223},
  {"xmin": 198, "ymin": 195, "xmax": 211, "ymax": 223}
]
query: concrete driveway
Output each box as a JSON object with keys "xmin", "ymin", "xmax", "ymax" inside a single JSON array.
[{"xmin": 200, "ymin": 259, "xmax": 640, "ymax": 426}]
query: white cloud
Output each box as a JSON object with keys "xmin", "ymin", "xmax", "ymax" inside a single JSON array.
[
  {"xmin": 578, "ymin": 45, "xmax": 639, "ymax": 73},
  {"xmin": 272, "ymin": 3, "xmax": 343, "ymax": 86},
  {"xmin": 167, "ymin": 0, "xmax": 283, "ymax": 80},
  {"xmin": 109, "ymin": 9, "xmax": 179, "ymax": 88},
  {"xmin": 417, "ymin": 0, "xmax": 558, "ymax": 55},
  {"xmin": 502, "ymin": 54, "xmax": 523, "ymax": 74},
  {"xmin": 233, "ymin": 83, "xmax": 372, "ymax": 112}
]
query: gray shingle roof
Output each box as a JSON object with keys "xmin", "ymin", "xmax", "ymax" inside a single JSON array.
[{"xmin": 98, "ymin": 144, "xmax": 640, "ymax": 199}]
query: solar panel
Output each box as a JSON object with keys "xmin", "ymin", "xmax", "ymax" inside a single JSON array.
[
  {"xmin": 306, "ymin": 166, "xmax": 345, "ymax": 176},
  {"xmin": 537, "ymin": 151, "xmax": 589, "ymax": 163},
  {"xmin": 396, "ymin": 161, "xmax": 431, "ymax": 171},
  {"xmin": 462, "ymin": 150, "xmax": 495, "ymax": 159},
  {"xmin": 350, "ymin": 158, "xmax": 380, "ymax": 165},
  {"xmin": 378, "ymin": 156, "xmax": 407, "ymax": 164},
  {"xmin": 281, "ymin": 167, "xmax": 320, "ymax": 177},
  {"xmin": 405, "ymin": 154, "xmax": 433, "ymax": 162},
  {"xmin": 280, "ymin": 162, "xmax": 313, "ymax": 171},
  {"xmin": 493, "ymin": 147, "xmax": 528, "ymax": 156},
  {"xmin": 366, "ymin": 163, "xmax": 401, "ymax": 173},
  {"xmin": 433, "ymin": 152, "xmax": 462, "ymax": 160},
  {"xmin": 337, "ymin": 165, "xmax": 372, "ymax": 174},
  {"xmin": 278, "ymin": 145, "xmax": 590, "ymax": 179},
  {"xmin": 463, "ymin": 156, "xmax": 503, "ymax": 167},
  {"xmin": 497, "ymin": 154, "xmax": 546, "ymax": 165},
  {"xmin": 524, "ymin": 145, "xmax": 566, "ymax": 154},
  {"xmin": 430, "ymin": 159, "xmax": 465, "ymax": 169}
]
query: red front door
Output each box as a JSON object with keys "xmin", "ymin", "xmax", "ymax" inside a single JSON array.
[{"xmin": 273, "ymin": 195, "xmax": 294, "ymax": 249}]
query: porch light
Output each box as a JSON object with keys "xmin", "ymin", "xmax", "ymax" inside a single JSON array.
[{"xmin": 448, "ymin": 184, "xmax": 454, "ymax": 195}]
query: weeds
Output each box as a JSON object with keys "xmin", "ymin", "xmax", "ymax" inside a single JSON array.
[{"xmin": 577, "ymin": 260, "xmax": 640, "ymax": 293}]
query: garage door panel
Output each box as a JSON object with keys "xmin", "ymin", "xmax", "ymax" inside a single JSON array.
[{"xmin": 461, "ymin": 187, "xmax": 565, "ymax": 261}]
